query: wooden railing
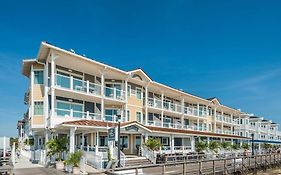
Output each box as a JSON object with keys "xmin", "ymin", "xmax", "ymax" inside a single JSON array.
[{"xmin": 106, "ymin": 153, "xmax": 281, "ymax": 175}]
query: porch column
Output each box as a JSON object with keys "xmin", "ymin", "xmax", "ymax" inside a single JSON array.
[
  {"xmin": 96, "ymin": 131, "xmax": 99, "ymax": 154},
  {"xmin": 170, "ymin": 135, "xmax": 174, "ymax": 153},
  {"xmin": 70, "ymin": 127, "xmax": 76, "ymax": 153},
  {"xmin": 207, "ymin": 137, "xmax": 210, "ymax": 144},
  {"xmin": 91, "ymin": 132, "xmax": 94, "ymax": 147},
  {"xmin": 81, "ymin": 132, "xmax": 85, "ymax": 149},
  {"xmin": 191, "ymin": 137, "xmax": 195, "ymax": 152}
]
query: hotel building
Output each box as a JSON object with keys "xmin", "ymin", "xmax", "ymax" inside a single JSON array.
[{"xmin": 19, "ymin": 42, "xmax": 281, "ymax": 167}]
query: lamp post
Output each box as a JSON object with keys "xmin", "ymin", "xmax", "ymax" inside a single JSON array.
[
  {"xmin": 117, "ymin": 121, "xmax": 121, "ymax": 167},
  {"xmin": 251, "ymin": 133, "xmax": 254, "ymax": 156}
]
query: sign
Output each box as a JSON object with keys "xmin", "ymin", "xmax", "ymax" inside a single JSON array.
[
  {"xmin": 125, "ymin": 125, "xmax": 139, "ymax": 132},
  {"xmin": 108, "ymin": 128, "xmax": 116, "ymax": 141}
]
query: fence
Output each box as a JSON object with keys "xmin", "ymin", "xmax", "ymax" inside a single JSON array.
[{"xmin": 106, "ymin": 153, "xmax": 281, "ymax": 175}]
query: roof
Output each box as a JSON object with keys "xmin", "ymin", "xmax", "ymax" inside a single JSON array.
[{"xmin": 61, "ymin": 120, "xmax": 249, "ymax": 139}]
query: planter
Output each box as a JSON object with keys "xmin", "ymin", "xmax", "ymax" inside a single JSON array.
[
  {"xmin": 56, "ymin": 161, "xmax": 64, "ymax": 170},
  {"xmin": 72, "ymin": 167, "xmax": 80, "ymax": 174}
]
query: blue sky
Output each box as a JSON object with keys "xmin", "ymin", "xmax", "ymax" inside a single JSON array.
[{"xmin": 1, "ymin": 0, "xmax": 281, "ymax": 136}]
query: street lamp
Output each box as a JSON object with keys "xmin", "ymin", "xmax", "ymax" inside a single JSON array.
[{"xmin": 251, "ymin": 133, "xmax": 254, "ymax": 156}]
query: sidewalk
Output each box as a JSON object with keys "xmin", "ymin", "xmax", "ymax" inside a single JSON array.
[{"xmin": 14, "ymin": 155, "xmax": 43, "ymax": 169}]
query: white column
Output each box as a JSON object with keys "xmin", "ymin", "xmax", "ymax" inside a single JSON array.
[
  {"xmin": 51, "ymin": 54, "xmax": 56, "ymax": 118},
  {"xmin": 81, "ymin": 132, "xmax": 85, "ymax": 149},
  {"xmin": 101, "ymin": 73, "xmax": 104, "ymax": 120},
  {"xmin": 197, "ymin": 118, "xmax": 200, "ymax": 130},
  {"xmin": 30, "ymin": 65, "xmax": 34, "ymax": 128},
  {"xmin": 96, "ymin": 131, "xmax": 99, "ymax": 154},
  {"xmin": 221, "ymin": 111, "xmax": 224, "ymax": 133},
  {"xmin": 181, "ymin": 98, "xmax": 185, "ymax": 128},
  {"xmin": 69, "ymin": 127, "xmax": 76, "ymax": 153},
  {"xmin": 214, "ymin": 108, "xmax": 217, "ymax": 133},
  {"xmin": 197, "ymin": 103, "xmax": 200, "ymax": 116},
  {"xmin": 44, "ymin": 62, "xmax": 49, "ymax": 143},
  {"xmin": 145, "ymin": 85, "xmax": 148, "ymax": 125},
  {"xmin": 125, "ymin": 79, "xmax": 128, "ymax": 121},
  {"xmin": 171, "ymin": 135, "xmax": 174, "ymax": 153},
  {"xmin": 191, "ymin": 136, "xmax": 195, "ymax": 152},
  {"xmin": 161, "ymin": 92, "xmax": 164, "ymax": 127}
]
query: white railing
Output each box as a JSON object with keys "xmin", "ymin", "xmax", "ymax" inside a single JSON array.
[
  {"xmin": 163, "ymin": 101, "xmax": 182, "ymax": 113},
  {"xmin": 141, "ymin": 145, "xmax": 156, "ymax": 164},
  {"xmin": 147, "ymin": 120, "xmax": 162, "ymax": 127},
  {"xmin": 104, "ymin": 86, "xmax": 125, "ymax": 101},
  {"xmin": 84, "ymin": 151, "xmax": 103, "ymax": 169},
  {"xmin": 146, "ymin": 97, "xmax": 162, "ymax": 108},
  {"xmin": 113, "ymin": 147, "xmax": 126, "ymax": 167},
  {"xmin": 55, "ymin": 74, "xmax": 125, "ymax": 101},
  {"xmin": 54, "ymin": 108, "xmax": 117, "ymax": 122},
  {"xmin": 174, "ymin": 146, "xmax": 192, "ymax": 151}
]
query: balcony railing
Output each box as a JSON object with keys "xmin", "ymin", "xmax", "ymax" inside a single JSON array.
[
  {"xmin": 184, "ymin": 107, "xmax": 207, "ymax": 117},
  {"xmin": 163, "ymin": 101, "xmax": 182, "ymax": 113},
  {"xmin": 55, "ymin": 74, "xmax": 125, "ymax": 101},
  {"xmin": 54, "ymin": 108, "xmax": 118, "ymax": 122}
]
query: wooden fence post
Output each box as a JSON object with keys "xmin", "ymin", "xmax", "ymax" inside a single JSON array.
[
  {"xmin": 199, "ymin": 161, "xmax": 202, "ymax": 175},
  {"xmin": 213, "ymin": 160, "xmax": 215, "ymax": 175},
  {"xmin": 183, "ymin": 162, "xmax": 186, "ymax": 175}
]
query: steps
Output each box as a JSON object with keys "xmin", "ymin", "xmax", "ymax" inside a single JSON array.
[{"xmin": 125, "ymin": 156, "xmax": 153, "ymax": 167}]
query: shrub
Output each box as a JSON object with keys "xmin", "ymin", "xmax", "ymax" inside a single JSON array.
[
  {"xmin": 195, "ymin": 141, "xmax": 208, "ymax": 153},
  {"xmin": 65, "ymin": 150, "xmax": 83, "ymax": 167},
  {"xmin": 46, "ymin": 137, "xmax": 68, "ymax": 161},
  {"xmin": 144, "ymin": 138, "xmax": 162, "ymax": 151}
]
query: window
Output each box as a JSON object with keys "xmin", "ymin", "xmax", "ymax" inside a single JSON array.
[
  {"xmin": 34, "ymin": 101, "xmax": 44, "ymax": 115},
  {"xmin": 56, "ymin": 101, "xmax": 83, "ymax": 118},
  {"xmin": 136, "ymin": 112, "xmax": 141, "ymax": 122},
  {"xmin": 34, "ymin": 70, "xmax": 44, "ymax": 84},
  {"xmin": 136, "ymin": 88, "xmax": 142, "ymax": 100},
  {"xmin": 99, "ymin": 136, "xmax": 108, "ymax": 147},
  {"xmin": 120, "ymin": 136, "xmax": 128, "ymax": 149},
  {"xmin": 127, "ymin": 85, "xmax": 131, "ymax": 97},
  {"xmin": 127, "ymin": 110, "xmax": 130, "ymax": 121}
]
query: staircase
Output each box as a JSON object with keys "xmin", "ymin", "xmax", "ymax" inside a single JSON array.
[{"xmin": 125, "ymin": 156, "xmax": 153, "ymax": 167}]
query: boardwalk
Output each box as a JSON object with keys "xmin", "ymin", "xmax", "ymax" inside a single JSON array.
[{"xmin": 107, "ymin": 153, "xmax": 281, "ymax": 175}]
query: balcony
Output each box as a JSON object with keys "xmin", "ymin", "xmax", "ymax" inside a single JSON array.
[
  {"xmin": 184, "ymin": 107, "xmax": 207, "ymax": 118},
  {"xmin": 147, "ymin": 120, "xmax": 206, "ymax": 131},
  {"xmin": 54, "ymin": 108, "xmax": 118, "ymax": 122},
  {"xmin": 146, "ymin": 97, "xmax": 182, "ymax": 113},
  {"xmin": 55, "ymin": 74, "xmax": 125, "ymax": 101}
]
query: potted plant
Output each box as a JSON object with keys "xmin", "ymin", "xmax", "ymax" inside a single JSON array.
[
  {"xmin": 208, "ymin": 141, "xmax": 220, "ymax": 158},
  {"xmin": 143, "ymin": 138, "xmax": 162, "ymax": 151},
  {"xmin": 195, "ymin": 141, "xmax": 208, "ymax": 153},
  {"xmin": 46, "ymin": 137, "xmax": 68, "ymax": 170},
  {"xmin": 65, "ymin": 150, "xmax": 83, "ymax": 174}
]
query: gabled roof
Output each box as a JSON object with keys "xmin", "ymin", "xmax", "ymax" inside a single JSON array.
[
  {"xmin": 207, "ymin": 97, "xmax": 221, "ymax": 105},
  {"xmin": 128, "ymin": 68, "xmax": 152, "ymax": 82}
]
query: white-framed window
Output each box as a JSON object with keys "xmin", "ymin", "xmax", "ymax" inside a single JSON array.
[
  {"xmin": 136, "ymin": 87, "xmax": 142, "ymax": 100},
  {"xmin": 34, "ymin": 70, "xmax": 44, "ymax": 84},
  {"xmin": 34, "ymin": 101, "xmax": 44, "ymax": 115},
  {"xmin": 127, "ymin": 110, "xmax": 130, "ymax": 121},
  {"xmin": 127, "ymin": 85, "xmax": 131, "ymax": 97},
  {"xmin": 136, "ymin": 111, "xmax": 142, "ymax": 122}
]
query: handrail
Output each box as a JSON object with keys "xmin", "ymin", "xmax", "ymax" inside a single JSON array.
[{"xmin": 141, "ymin": 145, "xmax": 156, "ymax": 164}]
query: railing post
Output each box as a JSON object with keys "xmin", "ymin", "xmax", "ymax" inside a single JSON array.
[
  {"xmin": 113, "ymin": 88, "xmax": 116, "ymax": 99},
  {"xmin": 70, "ymin": 109, "xmax": 73, "ymax": 118},
  {"xmin": 70, "ymin": 76, "xmax": 73, "ymax": 90},
  {"xmin": 135, "ymin": 168, "xmax": 138, "ymax": 175},
  {"xmin": 86, "ymin": 80, "xmax": 89, "ymax": 93},
  {"xmin": 183, "ymin": 162, "xmax": 186, "ymax": 174},
  {"xmin": 86, "ymin": 111, "xmax": 89, "ymax": 119},
  {"xmin": 234, "ymin": 157, "xmax": 236, "ymax": 173},
  {"xmin": 162, "ymin": 164, "xmax": 165, "ymax": 174},
  {"xmin": 224, "ymin": 159, "xmax": 227, "ymax": 174},
  {"xmin": 199, "ymin": 161, "xmax": 202, "ymax": 174}
]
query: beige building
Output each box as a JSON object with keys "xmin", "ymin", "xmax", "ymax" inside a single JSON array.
[{"xmin": 20, "ymin": 41, "xmax": 281, "ymax": 167}]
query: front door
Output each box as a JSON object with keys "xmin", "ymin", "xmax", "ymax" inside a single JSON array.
[{"xmin": 134, "ymin": 135, "xmax": 142, "ymax": 155}]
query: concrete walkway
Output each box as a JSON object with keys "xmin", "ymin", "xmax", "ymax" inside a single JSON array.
[
  {"xmin": 13, "ymin": 155, "xmax": 68, "ymax": 175},
  {"xmin": 14, "ymin": 155, "xmax": 43, "ymax": 169}
]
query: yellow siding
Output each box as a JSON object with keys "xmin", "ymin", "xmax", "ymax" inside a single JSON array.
[
  {"xmin": 127, "ymin": 106, "xmax": 144, "ymax": 121},
  {"xmin": 33, "ymin": 85, "xmax": 44, "ymax": 100},
  {"xmin": 32, "ymin": 116, "xmax": 44, "ymax": 125},
  {"xmin": 127, "ymin": 95, "xmax": 143, "ymax": 107}
]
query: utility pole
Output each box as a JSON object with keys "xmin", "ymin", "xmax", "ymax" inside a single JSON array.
[{"xmin": 117, "ymin": 121, "xmax": 121, "ymax": 167}]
